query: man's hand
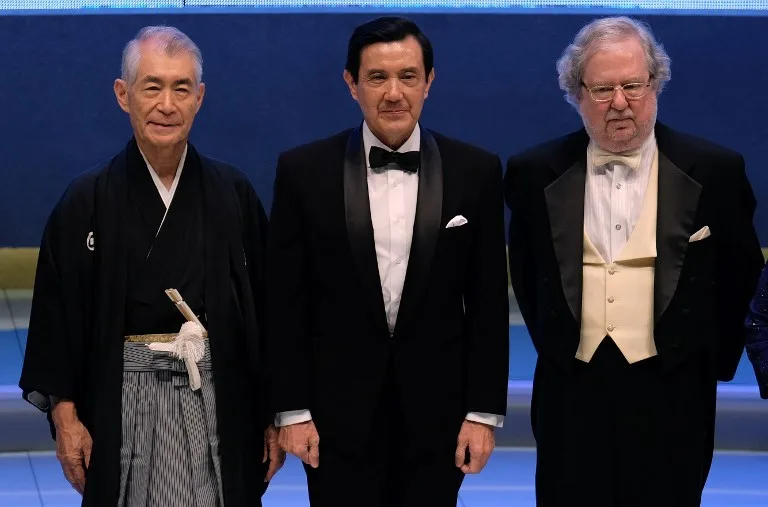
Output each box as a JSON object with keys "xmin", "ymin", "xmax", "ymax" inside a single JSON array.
[
  {"xmin": 51, "ymin": 400, "xmax": 92, "ymax": 495},
  {"xmin": 455, "ymin": 420, "xmax": 495, "ymax": 474},
  {"xmin": 278, "ymin": 420, "xmax": 320, "ymax": 468},
  {"xmin": 262, "ymin": 424, "xmax": 286, "ymax": 482}
]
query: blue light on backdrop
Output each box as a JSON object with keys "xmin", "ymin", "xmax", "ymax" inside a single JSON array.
[{"xmin": 3, "ymin": 0, "xmax": 768, "ymax": 10}]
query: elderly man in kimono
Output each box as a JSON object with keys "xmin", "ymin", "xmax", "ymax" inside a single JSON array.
[{"xmin": 18, "ymin": 25, "xmax": 283, "ymax": 506}]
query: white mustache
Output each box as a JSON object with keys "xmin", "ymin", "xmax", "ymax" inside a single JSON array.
[{"xmin": 606, "ymin": 111, "xmax": 634, "ymax": 121}]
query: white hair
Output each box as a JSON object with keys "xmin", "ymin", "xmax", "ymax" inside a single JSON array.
[
  {"xmin": 121, "ymin": 25, "xmax": 203, "ymax": 85},
  {"xmin": 556, "ymin": 16, "xmax": 671, "ymax": 107}
]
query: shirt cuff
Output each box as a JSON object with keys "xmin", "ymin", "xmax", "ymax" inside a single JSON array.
[
  {"xmin": 275, "ymin": 409, "xmax": 313, "ymax": 427},
  {"xmin": 466, "ymin": 412, "xmax": 505, "ymax": 428}
]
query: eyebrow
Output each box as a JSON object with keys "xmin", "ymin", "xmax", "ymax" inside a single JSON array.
[
  {"xmin": 141, "ymin": 76, "xmax": 195, "ymax": 87},
  {"xmin": 366, "ymin": 67, "xmax": 421, "ymax": 76},
  {"xmin": 591, "ymin": 76, "xmax": 647, "ymax": 86}
]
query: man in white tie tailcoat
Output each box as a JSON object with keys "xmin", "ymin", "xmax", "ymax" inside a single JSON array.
[{"xmin": 504, "ymin": 16, "xmax": 763, "ymax": 507}]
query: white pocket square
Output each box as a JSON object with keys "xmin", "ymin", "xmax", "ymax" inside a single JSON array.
[
  {"xmin": 689, "ymin": 226, "xmax": 711, "ymax": 243},
  {"xmin": 446, "ymin": 215, "xmax": 468, "ymax": 229}
]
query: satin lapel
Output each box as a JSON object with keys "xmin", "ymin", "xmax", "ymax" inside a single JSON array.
[
  {"xmin": 343, "ymin": 127, "xmax": 390, "ymax": 336},
  {"xmin": 394, "ymin": 129, "xmax": 443, "ymax": 335},
  {"xmin": 653, "ymin": 150, "xmax": 701, "ymax": 322},
  {"xmin": 544, "ymin": 155, "xmax": 587, "ymax": 323}
]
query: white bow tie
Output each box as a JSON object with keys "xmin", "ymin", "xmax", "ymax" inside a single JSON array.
[{"xmin": 592, "ymin": 146, "xmax": 642, "ymax": 170}]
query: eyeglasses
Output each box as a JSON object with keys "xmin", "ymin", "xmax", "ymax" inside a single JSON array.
[{"xmin": 581, "ymin": 78, "xmax": 653, "ymax": 102}]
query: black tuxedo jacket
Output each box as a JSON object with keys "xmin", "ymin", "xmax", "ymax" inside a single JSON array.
[
  {"xmin": 506, "ymin": 122, "xmax": 762, "ymax": 380},
  {"xmin": 266, "ymin": 126, "xmax": 510, "ymax": 453}
]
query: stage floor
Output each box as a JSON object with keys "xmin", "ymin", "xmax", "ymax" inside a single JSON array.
[{"xmin": 1, "ymin": 448, "xmax": 768, "ymax": 506}]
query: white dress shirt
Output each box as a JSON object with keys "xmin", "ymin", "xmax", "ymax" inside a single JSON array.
[
  {"xmin": 275, "ymin": 122, "xmax": 504, "ymax": 428},
  {"xmin": 584, "ymin": 132, "xmax": 657, "ymax": 263}
]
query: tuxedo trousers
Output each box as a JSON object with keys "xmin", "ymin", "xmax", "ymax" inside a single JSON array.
[
  {"xmin": 533, "ymin": 337, "xmax": 715, "ymax": 507},
  {"xmin": 303, "ymin": 360, "xmax": 465, "ymax": 507}
]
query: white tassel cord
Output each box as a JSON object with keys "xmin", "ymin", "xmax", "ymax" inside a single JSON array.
[{"xmin": 147, "ymin": 321, "xmax": 206, "ymax": 390}]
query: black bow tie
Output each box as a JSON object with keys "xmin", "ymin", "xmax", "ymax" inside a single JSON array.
[{"xmin": 368, "ymin": 146, "xmax": 420, "ymax": 173}]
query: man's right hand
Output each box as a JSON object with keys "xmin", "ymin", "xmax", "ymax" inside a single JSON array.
[
  {"xmin": 51, "ymin": 400, "xmax": 92, "ymax": 495},
  {"xmin": 278, "ymin": 420, "xmax": 320, "ymax": 468}
]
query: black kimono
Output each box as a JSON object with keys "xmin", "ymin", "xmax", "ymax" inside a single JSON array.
[{"xmin": 19, "ymin": 138, "xmax": 271, "ymax": 506}]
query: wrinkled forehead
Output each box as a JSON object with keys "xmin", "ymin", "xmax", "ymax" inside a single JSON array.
[
  {"xmin": 134, "ymin": 40, "xmax": 199, "ymax": 84},
  {"xmin": 582, "ymin": 37, "xmax": 649, "ymax": 84}
]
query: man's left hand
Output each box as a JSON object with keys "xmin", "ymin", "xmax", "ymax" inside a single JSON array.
[
  {"xmin": 263, "ymin": 424, "xmax": 286, "ymax": 482},
  {"xmin": 454, "ymin": 420, "xmax": 495, "ymax": 474}
]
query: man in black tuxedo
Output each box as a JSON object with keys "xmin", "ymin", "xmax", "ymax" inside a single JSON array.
[
  {"xmin": 265, "ymin": 16, "xmax": 509, "ymax": 506},
  {"xmin": 505, "ymin": 16, "xmax": 763, "ymax": 507}
]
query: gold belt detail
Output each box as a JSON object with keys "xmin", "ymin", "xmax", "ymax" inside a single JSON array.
[{"xmin": 124, "ymin": 332, "xmax": 209, "ymax": 343}]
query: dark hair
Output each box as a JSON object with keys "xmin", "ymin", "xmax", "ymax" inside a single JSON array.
[{"xmin": 345, "ymin": 16, "xmax": 434, "ymax": 83}]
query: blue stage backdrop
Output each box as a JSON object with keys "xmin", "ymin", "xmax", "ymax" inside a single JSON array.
[{"xmin": 1, "ymin": 9, "xmax": 767, "ymax": 246}]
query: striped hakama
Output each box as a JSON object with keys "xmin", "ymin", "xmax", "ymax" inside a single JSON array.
[{"xmin": 117, "ymin": 340, "xmax": 223, "ymax": 507}]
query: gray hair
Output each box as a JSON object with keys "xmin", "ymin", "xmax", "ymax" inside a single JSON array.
[
  {"xmin": 556, "ymin": 16, "xmax": 671, "ymax": 107},
  {"xmin": 121, "ymin": 25, "xmax": 203, "ymax": 85}
]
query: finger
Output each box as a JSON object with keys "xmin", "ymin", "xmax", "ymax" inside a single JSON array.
[
  {"xmin": 475, "ymin": 445, "xmax": 492, "ymax": 472},
  {"xmin": 308, "ymin": 425, "xmax": 320, "ymax": 447},
  {"xmin": 460, "ymin": 446, "xmax": 473, "ymax": 474},
  {"xmin": 265, "ymin": 457, "xmax": 279, "ymax": 482},
  {"xmin": 60, "ymin": 462, "xmax": 76, "ymax": 489},
  {"xmin": 265, "ymin": 443, "xmax": 283, "ymax": 482},
  {"xmin": 278, "ymin": 434, "xmax": 291, "ymax": 454},
  {"xmin": 58, "ymin": 455, "xmax": 78, "ymax": 487},
  {"xmin": 297, "ymin": 446, "xmax": 311, "ymax": 466},
  {"xmin": 454, "ymin": 443, "xmax": 467, "ymax": 468},
  {"xmin": 272, "ymin": 443, "xmax": 286, "ymax": 465},
  {"xmin": 288, "ymin": 437, "xmax": 309, "ymax": 462},
  {"xmin": 70, "ymin": 463, "xmax": 86, "ymax": 494},
  {"xmin": 470, "ymin": 453, "xmax": 485, "ymax": 474},
  {"xmin": 83, "ymin": 439, "xmax": 92, "ymax": 469},
  {"xmin": 308, "ymin": 440, "xmax": 320, "ymax": 468},
  {"xmin": 263, "ymin": 433, "xmax": 268, "ymax": 464}
]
